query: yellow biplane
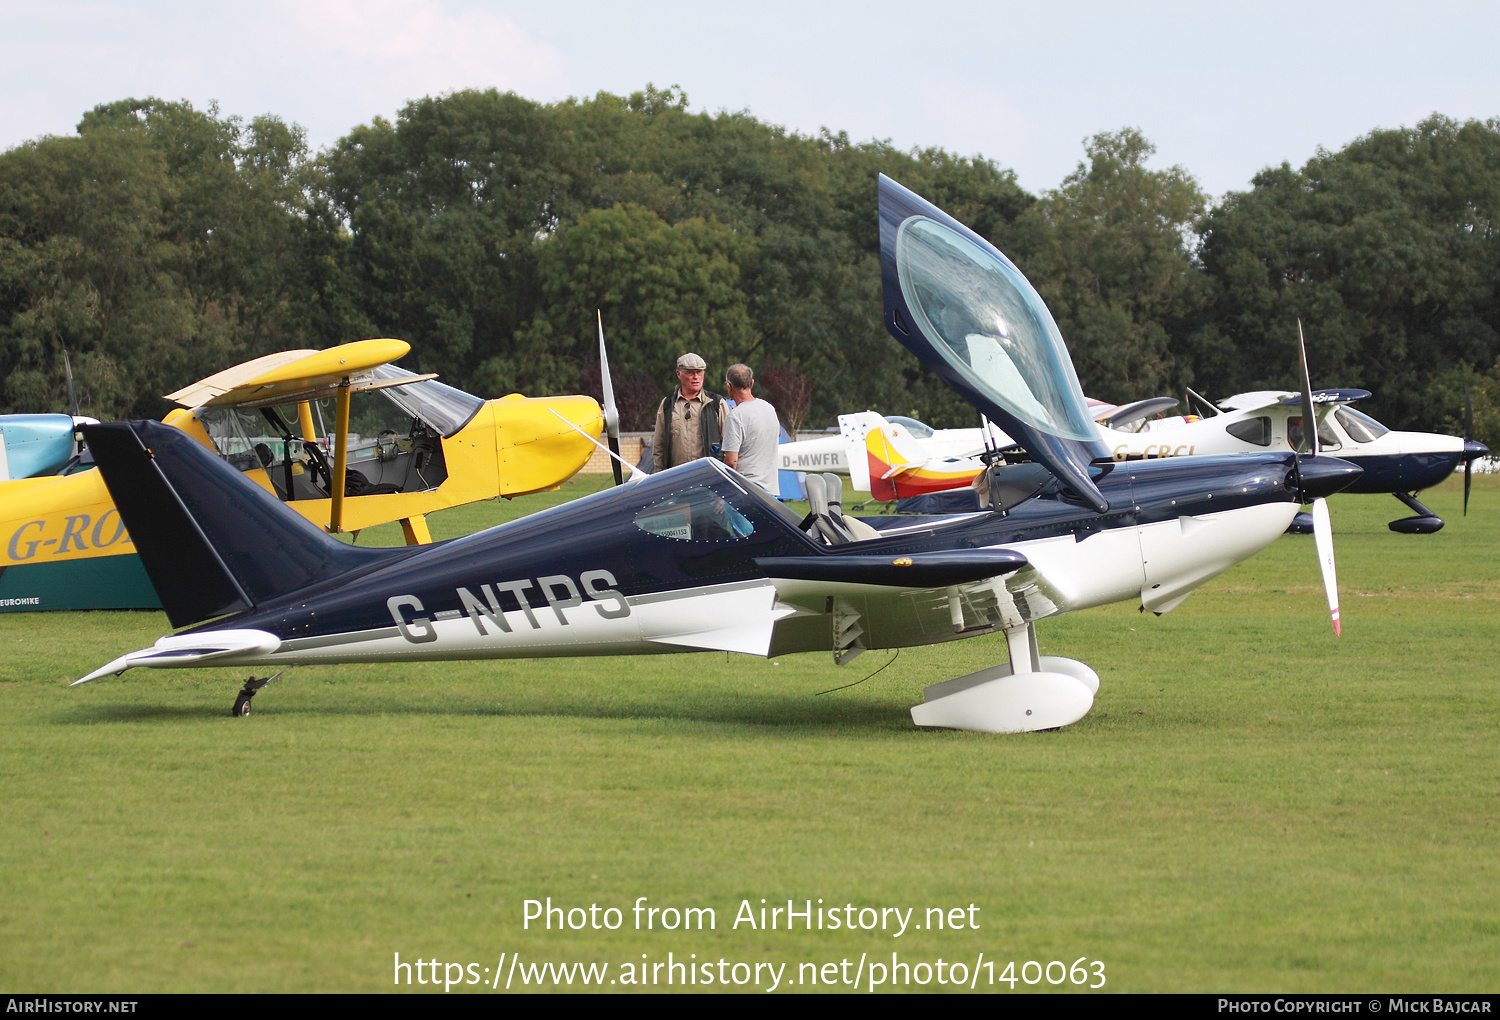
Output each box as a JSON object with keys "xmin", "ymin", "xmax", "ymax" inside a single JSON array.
[{"xmin": 0, "ymin": 339, "xmax": 603, "ymax": 611}]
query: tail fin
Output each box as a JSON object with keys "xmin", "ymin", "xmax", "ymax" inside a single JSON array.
[
  {"xmin": 82, "ymin": 421, "xmax": 402, "ymax": 629},
  {"xmin": 866, "ymin": 424, "xmax": 927, "ymax": 501},
  {"xmin": 838, "ymin": 411, "xmax": 888, "ymax": 492}
]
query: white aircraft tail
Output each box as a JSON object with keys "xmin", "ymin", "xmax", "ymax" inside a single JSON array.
[{"xmin": 838, "ymin": 411, "xmax": 890, "ymax": 493}]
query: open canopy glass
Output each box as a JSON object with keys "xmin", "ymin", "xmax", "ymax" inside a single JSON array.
[
  {"xmin": 878, "ymin": 174, "xmax": 1109, "ymax": 511},
  {"xmin": 895, "ymin": 216, "xmax": 1097, "ymax": 443}
]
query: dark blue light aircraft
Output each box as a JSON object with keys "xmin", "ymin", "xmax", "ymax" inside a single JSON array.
[
  {"xmin": 1108, "ymin": 385, "xmax": 1489, "ymax": 534},
  {"xmin": 73, "ymin": 177, "xmax": 1362, "ymax": 733}
]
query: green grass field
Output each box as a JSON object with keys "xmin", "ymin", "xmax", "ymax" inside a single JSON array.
[{"xmin": 2, "ymin": 476, "xmax": 1496, "ymax": 993}]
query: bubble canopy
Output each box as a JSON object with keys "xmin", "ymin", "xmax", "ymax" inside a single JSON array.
[
  {"xmin": 896, "ymin": 216, "xmax": 1097, "ymax": 443},
  {"xmin": 878, "ymin": 174, "xmax": 1109, "ymax": 513}
]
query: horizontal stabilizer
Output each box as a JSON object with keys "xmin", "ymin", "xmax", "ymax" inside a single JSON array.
[
  {"xmin": 864, "ymin": 422, "xmax": 982, "ymax": 501},
  {"xmin": 866, "ymin": 424, "xmax": 927, "ymax": 479},
  {"xmin": 75, "ymin": 629, "xmax": 282, "ymax": 685},
  {"xmin": 756, "ymin": 549, "xmax": 1028, "ymax": 589},
  {"xmin": 1099, "ymin": 396, "xmax": 1181, "ymax": 428}
]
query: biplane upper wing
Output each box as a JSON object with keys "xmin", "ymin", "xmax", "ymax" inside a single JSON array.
[{"xmin": 165, "ymin": 339, "xmax": 418, "ymax": 408}]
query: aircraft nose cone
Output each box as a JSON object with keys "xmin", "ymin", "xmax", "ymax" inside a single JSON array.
[
  {"xmin": 1464, "ymin": 440, "xmax": 1489, "ymax": 462},
  {"xmin": 1294, "ymin": 455, "xmax": 1364, "ymax": 501}
]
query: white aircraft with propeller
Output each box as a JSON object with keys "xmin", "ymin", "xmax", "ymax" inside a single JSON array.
[{"xmin": 1098, "ymin": 351, "xmax": 1488, "ymax": 532}]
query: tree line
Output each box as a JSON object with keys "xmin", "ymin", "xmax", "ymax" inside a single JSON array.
[{"xmin": 1, "ymin": 87, "xmax": 1496, "ymax": 442}]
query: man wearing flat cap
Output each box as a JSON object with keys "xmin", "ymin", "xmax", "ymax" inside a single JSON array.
[{"xmin": 652, "ymin": 352, "xmax": 727, "ymax": 472}]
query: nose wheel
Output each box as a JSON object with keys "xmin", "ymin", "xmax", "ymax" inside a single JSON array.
[
  {"xmin": 1389, "ymin": 492, "xmax": 1444, "ymax": 534},
  {"xmin": 231, "ymin": 670, "xmax": 285, "ymax": 717}
]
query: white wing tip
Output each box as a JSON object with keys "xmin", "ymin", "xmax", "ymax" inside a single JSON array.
[{"xmin": 74, "ymin": 656, "xmax": 132, "ymax": 685}]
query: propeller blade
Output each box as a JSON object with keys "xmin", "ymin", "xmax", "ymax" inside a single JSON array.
[
  {"xmin": 597, "ymin": 310, "xmax": 623, "ymax": 486},
  {"xmin": 63, "ymin": 347, "xmax": 82, "ymax": 455},
  {"xmin": 1464, "ymin": 383, "xmax": 1473, "ymax": 516},
  {"xmin": 1311, "ymin": 496, "xmax": 1341, "ymax": 637},
  {"xmin": 1297, "ymin": 319, "xmax": 1317, "ymax": 458},
  {"xmin": 63, "ymin": 348, "xmax": 79, "ymax": 418}
]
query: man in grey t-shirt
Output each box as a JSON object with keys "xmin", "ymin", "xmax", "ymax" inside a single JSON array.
[{"xmin": 720, "ymin": 363, "xmax": 780, "ymax": 497}]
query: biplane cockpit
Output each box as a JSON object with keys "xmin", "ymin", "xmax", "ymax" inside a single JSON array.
[
  {"xmin": 163, "ymin": 339, "xmax": 603, "ymax": 544},
  {"xmin": 194, "ymin": 365, "xmax": 478, "ymax": 502}
]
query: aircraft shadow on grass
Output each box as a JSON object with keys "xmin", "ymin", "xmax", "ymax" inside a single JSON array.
[
  {"xmin": 70, "ymin": 175, "xmax": 1364, "ymax": 734},
  {"xmin": 55, "ymin": 685, "xmax": 915, "ymax": 731}
]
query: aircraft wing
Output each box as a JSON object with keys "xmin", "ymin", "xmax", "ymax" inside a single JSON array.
[
  {"xmin": 165, "ymin": 339, "xmax": 417, "ymax": 408},
  {"xmin": 1217, "ymin": 390, "xmax": 1296, "ymax": 412},
  {"xmin": 760, "ymin": 547, "xmax": 1038, "ymax": 657},
  {"xmin": 1277, "ymin": 389, "xmax": 1372, "ymax": 408},
  {"xmin": 1099, "ymin": 396, "xmax": 1182, "ymax": 429},
  {"xmin": 756, "ymin": 549, "xmax": 1027, "ymax": 588},
  {"xmin": 1219, "ymin": 388, "xmax": 1373, "ymax": 419}
]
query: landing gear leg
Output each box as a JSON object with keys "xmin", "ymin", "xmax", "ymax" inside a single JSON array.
[
  {"xmin": 231, "ymin": 670, "xmax": 286, "ymax": 717},
  {"xmin": 1389, "ymin": 492, "xmax": 1444, "ymax": 534},
  {"xmin": 910, "ymin": 623, "xmax": 1098, "ymax": 733}
]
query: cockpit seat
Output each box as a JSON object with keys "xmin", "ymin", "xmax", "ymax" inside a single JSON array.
[
  {"xmin": 822, "ymin": 472, "xmax": 883, "ymax": 541},
  {"xmin": 803, "ymin": 473, "xmax": 854, "ymax": 544},
  {"xmin": 803, "ymin": 473, "xmax": 882, "ymax": 544}
]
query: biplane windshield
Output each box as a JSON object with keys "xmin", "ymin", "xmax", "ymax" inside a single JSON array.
[
  {"xmin": 359, "ymin": 365, "xmax": 485, "ymax": 437},
  {"xmin": 195, "ymin": 365, "xmax": 485, "ymax": 501}
]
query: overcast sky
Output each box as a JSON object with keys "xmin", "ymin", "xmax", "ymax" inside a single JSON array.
[{"xmin": 3, "ymin": 0, "xmax": 1496, "ymax": 200}]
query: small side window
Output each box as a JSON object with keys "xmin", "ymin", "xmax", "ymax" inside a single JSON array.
[
  {"xmin": 198, "ymin": 405, "xmax": 282, "ymax": 472},
  {"xmin": 635, "ymin": 487, "xmax": 754, "ymax": 542},
  {"xmin": 1226, "ymin": 416, "xmax": 1272, "ymax": 447},
  {"xmin": 1317, "ymin": 418, "xmax": 1342, "ymax": 451},
  {"xmin": 1286, "ymin": 416, "xmax": 1308, "ymax": 451}
]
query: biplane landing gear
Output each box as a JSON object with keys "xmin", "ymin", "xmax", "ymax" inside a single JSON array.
[
  {"xmin": 910, "ymin": 623, "xmax": 1097, "ymax": 733},
  {"xmin": 231, "ymin": 670, "xmax": 285, "ymax": 717}
]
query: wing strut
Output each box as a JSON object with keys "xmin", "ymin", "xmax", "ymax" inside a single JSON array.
[{"xmin": 329, "ymin": 375, "xmax": 351, "ymax": 533}]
